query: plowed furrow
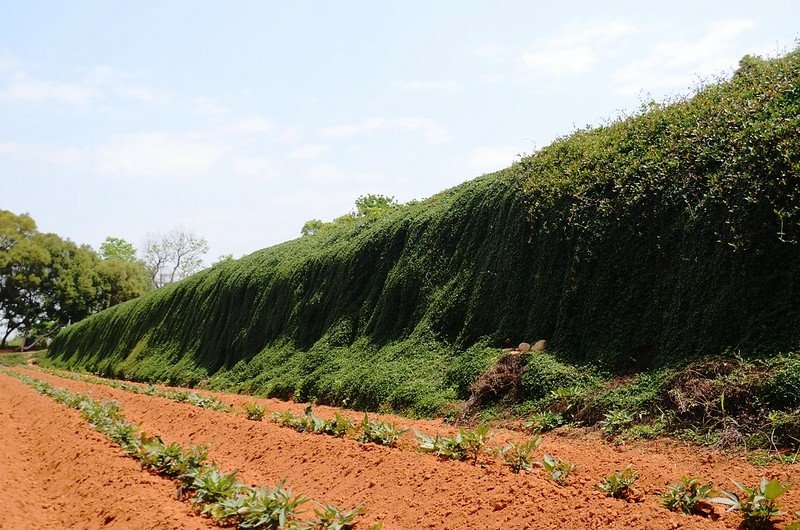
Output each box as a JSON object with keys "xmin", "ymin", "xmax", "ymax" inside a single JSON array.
[
  {"xmin": 0, "ymin": 373, "xmax": 213, "ymax": 530},
  {"xmin": 21, "ymin": 368, "xmax": 800, "ymax": 529}
]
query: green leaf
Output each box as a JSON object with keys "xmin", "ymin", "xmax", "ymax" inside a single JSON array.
[{"xmin": 762, "ymin": 479, "xmax": 787, "ymax": 501}]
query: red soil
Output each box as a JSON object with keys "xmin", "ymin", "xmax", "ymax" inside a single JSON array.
[
  {"xmin": 0, "ymin": 373, "xmax": 213, "ymax": 530},
  {"xmin": 8, "ymin": 368, "xmax": 800, "ymax": 529}
]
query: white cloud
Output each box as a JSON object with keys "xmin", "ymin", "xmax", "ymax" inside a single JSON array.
[
  {"xmin": 391, "ymin": 117, "xmax": 450, "ymax": 143},
  {"xmin": 192, "ymin": 97, "xmax": 229, "ymax": 116},
  {"xmin": 469, "ymin": 42, "xmax": 509, "ymax": 59},
  {"xmin": 520, "ymin": 19, "xmax": 634, "ymax": 77},
  {"xmin": 276, "ymin": 127, "xmax": 304, "ymax": 144},
  {"xmin": 222, "ymin": 116, "xmax": 276, "ymax": 134},
  {"xmin": 0, "ymin": 73, "xmax": 101, "ymax": 104},
  {"xmin": 79, "ymin": 65, "xmax": 129, "ymax": 84},
  {"xmin": 468, "ymin": 146, "xmax": 520, "ymax": 173},
  {"xmin": 557, "ymin": 19, "xmax": 635, "ymax": 46},
  {"xmin": 522, "ymin": 47, "xmax": 597, "ymax": 75},
  {"xmin": 114, "ymin": 84, "xmax": 173, "ymax": 104},
  {"xmin": 0, "ymin": 63, "xmax": 179, "ymax": 106},
  {"xmin": 288, "ymin": 144, "xmax": 330, "ymax": 159},
  {"xmin": 320, "ymin": 116, "xmax": 449, "ymax": 144},
  {"xmin": 395, "ymin": 80, "xmax": 463, "ymax": 92},
  {"xmin": 322, "ymin": 117, "xmax": 386, "ymax": 138},
  {"xmin": 0, "ymin": 141, "xmax": 91, "ymax": 171},
  {"xmin": 231, "ymin": 156, "xmax": 282, "ymax": 179},
  {"xmin": 0, "ymin": 141, "xmax": 28, "ymax": 156},
  {"xmin": 0, "ymin": 50, "xmax": 22, "ymax": 72},
  {"xmin": 613, "ymin": 18, "xmax": 756, "ymax": 95},
  {"xmin": 306, "ymin": 163, "xmax": 384, "ymax": 184},
  {"xmin": 94, "ymin": 132, "xmax": 228, "ymax": 178}
]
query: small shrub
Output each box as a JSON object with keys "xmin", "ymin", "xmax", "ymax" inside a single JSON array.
[
  {"xmin": 661, "ymin": 476, "xmax": 713, "ymax": 515},
  {"xmin": 618, "ymin": 419, "xmax": 666, "ymax": 441},
  {"xmin": 597, "ymin": 467, "xmax": 637, "ymax": 499},
  {"xmin": 541, "ymin": 454, "xmax": 575, "ymax": 485},
  {"xmin": 309, "ymin": 504, "xmax": 364, "ymax": 529},
  {"xmin": 711, "ymin": 478, "xmax": 793, "ymax": 528},
  {"xmin": 498, "ymin": 437, "xmax": 542, "ymax": 473},
  {"xmin": 519, "ymin": 354, "xmax": 598, "ymax": 402},
  {"xmin": 272, "ymin": 410, "xmax": 304, "ymax": 430},
  {"xmin": 105, "ymin": 420, "xmax": 140, "ymax": 454},
  {"xmin": 524, "ymin": 411, "xmax": 564, "ymax": 432},
  {"xmin": 244, "ymin": 402, "xmax": 267, "ymax": 421},
  {"xmin": 272, "ymin": 407, "xmax": 354, "ymax": 437},
  {"xmin": 357, "ymin": 414, "xmax": 407, "ymax": 447},
  {"xmin": 320, "ymin": 413, "xmax": 356, "ymax": 437},
  {"xmin": 547, "ymin": 385, "xmax": 587, "ymax": 415},
  {"xmin": 191, "ymin": 467, "xmax": 242, "ymax": 511},
  {"xmin": 415, "ymin": 425, "xmax": 491, "ymax": 462},
  {"xmin": 600, "ymin": 409, "xmax": 635, "ymax": 437},
  {"xmin": 184, "ymin": 392, "xmax": 232, "ymax": 412},
  {"xmin": 137, "ymin": 435, "xmax": 183, "ymax": 475},
  {"xmin": 214, "ymin": 481, "xmax": 308, "ymax": 528}
]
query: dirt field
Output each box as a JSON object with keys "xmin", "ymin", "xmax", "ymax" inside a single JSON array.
[
  {"xmin": 0, "ymin": 373, "xmax": 212, "ymax": 530},
  {"xmin": 2, "ymin": 368, "xmax": 798, "ymax": 529}
]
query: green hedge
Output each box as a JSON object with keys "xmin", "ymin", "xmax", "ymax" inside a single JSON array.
[{"xmin": 48, "ymin": 50, "xmax": 800, "ymax": 416}]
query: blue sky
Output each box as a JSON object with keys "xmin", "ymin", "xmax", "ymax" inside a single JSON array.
[{"xmin": 1, "ymin": 1, "xmax": 798, "ymax": 261}]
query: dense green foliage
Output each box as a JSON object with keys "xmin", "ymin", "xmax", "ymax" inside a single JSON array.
[
  {"xmin": 0, "ymin": 211, "xmax": 150, "ymax": 349},
  {"xmin": 301, "ymin": 194, "xmax": 400, "ymax": 237},
  {"xmin": 99, "ymin": 237, "xmax": 138, "ymax": 262},
  {"xmin": 49, "ymin": 51, "xmax": 800, "ymax": 425}
]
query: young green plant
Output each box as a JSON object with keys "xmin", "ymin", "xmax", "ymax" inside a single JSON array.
[
  {"xmin": 541, "ymin": 454, "xmax": 575, "ymax": 485},
  {"xmin": 357, "ymin": 414, "xmax": 407, "ymax": 447},
  {"xmin": 710, "ymin": 478, "xmax": 793, "ymax": 529},
  {"xmin": 243, "ymin": 402, "xmax": 267, "ymax": 421},
  {"xmin": 597, "ymin": 467, "xmax": 637, "ymax": 499},
  {"xmin": 661, "ymin": 476, "xmax": 713, "ymax": 515},
  {"xmin": 498, "ymin": 437, "xmax": 541, "ymax": 473}
]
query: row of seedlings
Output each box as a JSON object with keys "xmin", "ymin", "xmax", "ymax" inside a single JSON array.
[
  {"xmin": 5, "ymin": 371, "xmax": 378, "ymax": 530},
  {"xmin": 36, "ymin": 368, "xmax": 800, "ymax": 528}
]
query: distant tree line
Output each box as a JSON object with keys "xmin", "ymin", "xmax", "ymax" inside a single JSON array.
[{"xmin": 0, "ymin": 210, "xmax": 210, "ymax": 350}]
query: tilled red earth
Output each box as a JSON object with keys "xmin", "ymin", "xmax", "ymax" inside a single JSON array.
[
  {"xmin": 0, "ymin": 373, "xmax": 213, "ymax": 530},
  {"xmin": 5, "ymin": 368, "xmax": 799, "ymax": 529}
]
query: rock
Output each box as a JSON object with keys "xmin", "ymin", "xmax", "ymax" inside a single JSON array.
[
  {"xmin": 518, "ymin": 342, "xmax": 531, "ymax": 352},
  {"xmin": 532, "ymin": 339, "xmax": 548, "ymax": 351}
]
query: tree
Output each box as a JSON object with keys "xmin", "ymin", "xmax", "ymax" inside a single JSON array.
[
  {"xmin": 141, "ymin": 228, "xmax": 209, "ymax": 288},
  {"xmin": 0, "ymin": 211, "xmax": 152, "ymax": 349},
  {"xmin": 0, "ymin": 230, "xmax": 100, "ymax": 349},
  {"xmin": 99, "ymin": 236, "xmax": 137, "ymax": 262},
  {"xmin": 301, "ymin": 219, "xmax": 325, "ymax": 237},
  {"xmin": 354, "ymin": 194, "xmax": 398, "ymax": 218},
  {"xmin": 95, "ymin": 258, "xmax": 151, "ymax": 309},
  {"xmin": 300, "ymin": 194, "xmax": 402, "ymax": 237},
  {"xmin": 97, "ymin": 236, "xmax": 151, "ymax": 307}
]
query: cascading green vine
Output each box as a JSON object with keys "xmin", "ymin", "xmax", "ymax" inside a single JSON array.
[{"xmin": 48, "ymin": 50, "xmax": 800, "ymax": 418}]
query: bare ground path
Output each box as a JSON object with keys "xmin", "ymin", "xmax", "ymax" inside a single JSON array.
[
  {"xmin": 15, "ymin": 367, "xmax": 800, "ymax": 529},
  {"xmin": 0, "ymin": 372, "xmax": 214, "ymax": 530}
]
